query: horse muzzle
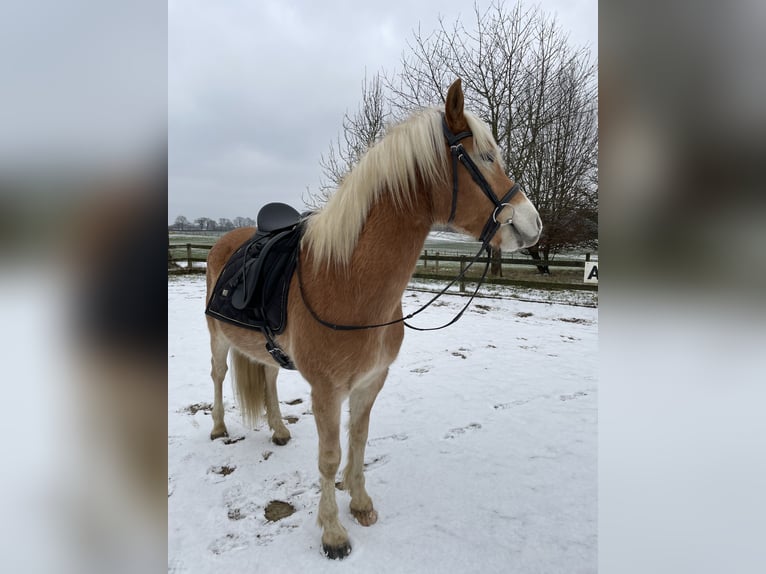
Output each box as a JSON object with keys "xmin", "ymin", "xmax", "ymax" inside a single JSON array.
[{"xmin": 497, "ymin": 203, "xmax": 542, "ymax": 252}]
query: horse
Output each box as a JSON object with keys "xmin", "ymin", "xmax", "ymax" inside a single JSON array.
[{"xmin": 204, "ymin": 79, "xmax": 542, "ymax": 559}]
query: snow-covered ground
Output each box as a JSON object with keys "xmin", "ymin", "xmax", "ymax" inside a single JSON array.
[{"xmin": 168, "ymin": 275, "xmax": 597, "ymax": 573}]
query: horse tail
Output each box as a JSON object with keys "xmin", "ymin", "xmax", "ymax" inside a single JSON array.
[{"xmin": 230, "ymin": 349, "xmax": 267, "ymax": 428}]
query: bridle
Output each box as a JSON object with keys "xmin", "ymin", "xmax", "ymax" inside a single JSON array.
[
  {"xmin": 297, "ymin": 113, "xmax": 521, "ymax": 332},
  {"xmin": 442, "ymin": 114, "xmax": 520, "ymax": 243}
]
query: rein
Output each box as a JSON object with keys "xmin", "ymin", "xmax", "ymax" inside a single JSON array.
[
  {"xmin": 296, "ymin": 239, "xmax": 493, "ymax": 332},
  {"xmin": 296, "ymin": 114, "xmax": 518, "ymax": 333}
]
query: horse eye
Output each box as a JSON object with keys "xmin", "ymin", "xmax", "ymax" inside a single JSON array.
[{"xmin": 480, "ymin": 152, "xmax": 495, "ymax": 163}]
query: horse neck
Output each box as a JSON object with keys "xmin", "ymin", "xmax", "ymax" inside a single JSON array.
[
  {"xmin": 332, "ymin": 183, "xmax": 433, "ymax": 316},
  {"xmin": 360, "ymin": 184, "xmax": 432, "ymax": 274}
]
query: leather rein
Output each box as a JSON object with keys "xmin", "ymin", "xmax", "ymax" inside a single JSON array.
[{"xmin": 297, "ymin": 114, "xmax": 520, "ymax": 332}]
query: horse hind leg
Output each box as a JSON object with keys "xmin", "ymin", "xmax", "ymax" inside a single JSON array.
[
  {"xmin": 208, "ymin": 324, "xmax": 230, "ymax": 440},
  {"xmin": 263, "ymin": 365, "xmax": 291, "ymax": 445},
  {"xmin": 228, "ymin": 350, "xmax": 290, "ymax": 446},
  {"xmin": 343, "ymin": 369, "xmax": 386, "ymax": 526}
]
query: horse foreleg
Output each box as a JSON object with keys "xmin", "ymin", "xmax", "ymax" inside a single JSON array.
[
  {"xmin": 312, "ymin": 386, "xmax": 351, "ymax": 559},
  {"xmin": 208, "ymin": 328, "xmax": 230, "ymax": 440},
  {"xmin": 343, "ymin": 369, "xmax": 386, "ymax": 526},
  {"xmin": 263, "ymin": 365, "xmax": 291, "ymax": 445}
]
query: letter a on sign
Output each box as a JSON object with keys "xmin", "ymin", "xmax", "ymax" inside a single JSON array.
[{"xmin": 584, "ymin": 262, "xmax": 598, "ymax": 284}]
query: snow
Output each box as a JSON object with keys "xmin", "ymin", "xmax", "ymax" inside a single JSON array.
[
  {"xmin": 408, "ymin": 278, "xmax": 598, "ymax": 309},
  {"xmin": 168, "ymin": 275, "xmax": 597, "ymax": 573},
  {"xmin": 426, "ymin": 230, "xmax": 478, "ymax": 243}
]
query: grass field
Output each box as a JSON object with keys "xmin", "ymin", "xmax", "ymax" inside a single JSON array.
[{"xmin": 169, "ymin": 232, "xmax": 223, "ymax": 246}]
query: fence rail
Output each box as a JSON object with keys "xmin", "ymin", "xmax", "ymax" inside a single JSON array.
[{"xmin": 168, "ymin": 242, "xmax": 597, "ymax": 291}]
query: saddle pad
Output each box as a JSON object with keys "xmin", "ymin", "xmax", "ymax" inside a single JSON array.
[{"xmin": 205, "ymin": 223, "xmax": 303, "ymax": 334}]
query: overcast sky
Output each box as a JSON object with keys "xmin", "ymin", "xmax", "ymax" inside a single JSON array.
[{"xmin": 168, "ymin": 0, "xmax": 597, "ymax": 224}]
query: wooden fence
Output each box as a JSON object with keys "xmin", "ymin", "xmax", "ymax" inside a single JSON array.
[
  {"xmin": 168, "ymin": 243, "xmax": 212, "ymax": 269},
  {"xmin": 168, "ymin": 243, "xmax": 597, "ymax": 292}
]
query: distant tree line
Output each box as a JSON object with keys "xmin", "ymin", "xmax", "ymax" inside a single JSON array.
[
  {"xmin": 304, "ymin": 0, "xmax": 598, "ymax": 266},
  {"xmin": 169, "ymin": 215, "xmax": 255, "ymax": 231}
]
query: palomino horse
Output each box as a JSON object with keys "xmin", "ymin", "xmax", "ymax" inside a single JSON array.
[{"xmin": 205, "ymin": 79, "xmax": 542, "ymax": 559}]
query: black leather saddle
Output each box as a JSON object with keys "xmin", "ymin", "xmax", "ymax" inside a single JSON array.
[
  {"xmin": 205, "ymin": 203, "xmax": 305, "ymax": 369},
  {"xmin": 256, "ymin": 202, "xmax": 303, "ymax": 233}
]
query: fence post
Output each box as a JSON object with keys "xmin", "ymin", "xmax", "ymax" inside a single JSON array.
[
  {"xmin": 423, "ymin": 249, "xmax": 428, "ymax": 269},
  {"xmin": 435, "ymin": 252, "xmax": 440, "ymax": 274},
  {"xmin": 585, "ymin": 252, "xmax": 591, "ymax": 262},
  {"xmin": 459, "ymin": 256, "xmax": 466, "ymax": 293},
  {"xmin": 187, "ymin": 243, "xmax": 193, "ymax": 269}
]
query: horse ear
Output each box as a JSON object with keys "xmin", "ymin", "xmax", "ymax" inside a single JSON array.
[{"xmin": 445, "ymin": 79, "xmax": 468, "ymax": 132}]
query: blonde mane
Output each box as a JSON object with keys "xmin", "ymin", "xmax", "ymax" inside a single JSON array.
[{"xmin": 304, "ymin": 107, "xmax": 500, "ymax": 268}]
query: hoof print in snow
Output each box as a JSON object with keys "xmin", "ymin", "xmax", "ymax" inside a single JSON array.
[
  {"xmin": 264, "ymin": 500, "xmax": 295, "ymax": 522},
  {"xmin": 451, "ymin": 347, "xmax": 469, "ymax": 359},
  {"xmin": 209, "ymin": 533, "xmax": 245, "ymax": 555},
  {"xmin": 262, "ymin": 450, "xmax": 273, "ymax": 460},
  {"xmin": 559, "ymin": 391, "xmax": 588, "ymax": 401},
  {"xmin": 367, "ymin": 432, "xmax": 408, "ymax": 445},
  {"xmin": 516, "ymin": 311, "xmax": 533, "ymax": 318},
  {"xmin": 222, "ymin": 436, "xmax": 245, "ymax": 445},
  {"xmin": 410, "ymin": 366, "xmax": 430, "ymax": 374},
  {"xmin": 284, "ymin": 398, "xmax": 303, "ymax": 405},
  {"xmin": 472, "ymin": 304, "xmax": 492, "ymax": 314},
  {"xmin": 283, "ymin": 415, "xmax": 299, "ymax": 425},
  {"xmin": 444, "ymin": 423, "xmax": 482, "ymax": 439},
  {"xmin": 227, "ymin": 507, "xmax": 245, "ymax": 521},
  {"xmin": 211, "ymin": 465, "xmax": 236, "ymax": 476},
  {"xmin": 495, "ymin": 396, "xmax": 549, "ymax": 409},
  {"xmin": 559, "ymin": 317, "xmax": 591, "ymax": 325},
  {"xmin": 363, "ymin": 454, "xmax": 390, "ymax": 470},
  {"xmin": 183, "ymin": 402, "xmax": 213, "ymax": 415}
]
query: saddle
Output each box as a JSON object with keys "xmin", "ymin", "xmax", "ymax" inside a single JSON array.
[{"xmin": 205, "ymin": 203, "xmax": 305, "ymax": 369}]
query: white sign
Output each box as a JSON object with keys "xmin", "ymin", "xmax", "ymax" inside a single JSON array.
[{"xmin": 584, "ymin": 262, "xmax": 598, "ymax": 284}]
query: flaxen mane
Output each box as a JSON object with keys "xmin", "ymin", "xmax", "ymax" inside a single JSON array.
[{"xmin": 303, "ymin": 107, "xmax": 501, "ymax": 269}]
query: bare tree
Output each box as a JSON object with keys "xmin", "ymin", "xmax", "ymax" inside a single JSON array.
[
  {"xmin": 385, "ymin": 0, "xmax": 598, "ymax": 264},
  {"xmin": 217, "ymin": 218, "xmax": 234, "ymax": 231},
  {"xmin": 173, "ymin": 215, "xmax": 189, "ymax": 231},
  {"xmin": 232, "ymin": 216, "xmax": 254, "ymax": 228},
  {"xmin": 194, "ymin": 217, "xmax": 215, "ymax": 231},
  {"xmin": 303, "ymin": 71, "xmax": 389, "ymax": 209}
]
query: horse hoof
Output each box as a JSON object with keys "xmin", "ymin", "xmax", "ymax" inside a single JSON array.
[
  {"xmin": 210, "ymin": 429, "xmax": 229, "ymax": 440},
  {"xmin": 322, "ymin": 541, "xmax": 351, "ymax": 560},
  {"xmin": 351, "ymin": 507, "xmax": 378, "ymax": 526},
  {"xmin": 272, "ymin": 435, "xmax": 291, "ymax": 446}
]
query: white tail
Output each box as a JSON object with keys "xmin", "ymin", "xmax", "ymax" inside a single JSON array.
[{"xmin": 230, "ymin": 348, "xmax": 267, "ymax": 427}]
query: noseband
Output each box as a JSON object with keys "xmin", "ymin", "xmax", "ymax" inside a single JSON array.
[{"xmin": 442, "ymin": 114, "xmax": 520, "ymax": 245}]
